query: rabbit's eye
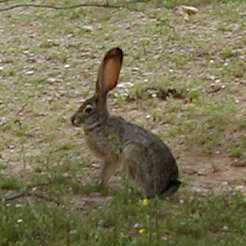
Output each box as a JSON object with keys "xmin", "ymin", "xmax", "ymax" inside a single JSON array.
[{"xmin": 84, "ymin": 105, "xmax": 93, "ymax": 114}]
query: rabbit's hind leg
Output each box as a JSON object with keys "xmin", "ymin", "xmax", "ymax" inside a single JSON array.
[{"xmin": 122, "ymin": 144, "xmax": 150, "ymax": 195}]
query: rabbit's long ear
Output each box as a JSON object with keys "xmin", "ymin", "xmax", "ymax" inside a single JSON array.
[{"xmin": 96, "ymin": 47, "xmax": 123, "ymax": 98}]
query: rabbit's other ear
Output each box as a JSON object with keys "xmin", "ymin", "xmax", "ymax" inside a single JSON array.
[{"xmin": 96, "ymin": 47, "xmax": 123, "ymax": 97}]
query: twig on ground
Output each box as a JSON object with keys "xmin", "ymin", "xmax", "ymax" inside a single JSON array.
[
  {"xmin": 3, "ymin": 191, "xmax": 61, "ymax": 205},
  {"xmin": 16, "ymin": 102, "xmax": 28, "ymax": 116},
  {"xmin": 0, "ymin": 1, "xmax": 149, "ymax": 12},
  {"xmin": 0, "ymin": 0, "xmax": 14, "ymax": 3}
]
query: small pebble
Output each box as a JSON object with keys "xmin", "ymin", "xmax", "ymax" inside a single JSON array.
[{"xmin": 26, "ymin": 70, "xmax": 34, "ymax": 75}]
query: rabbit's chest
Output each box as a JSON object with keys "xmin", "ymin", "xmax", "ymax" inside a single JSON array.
[{"xmin": 84, "ymin": 128, "xmax": 121, "ymax": 159}]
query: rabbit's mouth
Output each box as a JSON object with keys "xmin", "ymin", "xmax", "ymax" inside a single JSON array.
[{"xmin": 71, "ymin": 115, "xmax": 81, "ymax": 127}]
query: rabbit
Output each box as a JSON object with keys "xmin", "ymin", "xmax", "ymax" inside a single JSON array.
[{"xmin": 71, "ymin": 47, "xmax": 180, "ymax": 198}]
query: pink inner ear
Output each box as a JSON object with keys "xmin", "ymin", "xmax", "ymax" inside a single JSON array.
[{"xmin": 102, "ymin": 57, "xmax": 122, "ymax": 92}]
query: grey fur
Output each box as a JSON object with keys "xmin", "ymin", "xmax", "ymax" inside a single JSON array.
[{"xmin": 71, "ymin": 47, "xmax": 180, "ymax": 197}]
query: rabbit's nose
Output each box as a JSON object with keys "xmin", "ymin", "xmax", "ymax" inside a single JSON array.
[{"xmin": 71, "ymin": 114, "xmax": 81, "ymax": 127}]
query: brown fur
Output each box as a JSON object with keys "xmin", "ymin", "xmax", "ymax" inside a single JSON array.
[{"xmin": 71, "ymin": 47, "xmax": 180, "ymax": 197}]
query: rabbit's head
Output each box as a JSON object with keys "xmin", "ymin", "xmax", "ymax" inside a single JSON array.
[{"xmin": 71, "ymin": 47, "xmax": 123, "ymax": 129}]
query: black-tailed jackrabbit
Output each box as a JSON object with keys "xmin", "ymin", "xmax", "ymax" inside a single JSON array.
[{"xmin": 71, "ymin": 47, "xmax": 180, "ymax": 197}]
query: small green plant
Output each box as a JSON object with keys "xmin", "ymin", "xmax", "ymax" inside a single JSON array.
[
  {"xmin": 221, "ymin": 47, "xmax": 236, "ymax": 59},
  {"xmin": 0, "ymin": 176, "xmax": 22, "ymax": 190},
  {"xmin": 229, "ymin": 137, "xmax": 246, "ymax": 162},
  {"xmin": 226, "ymin": 60, "xmax": 245, "ymax": 78},
  {"xmin": 230, "ymin": 147, "xmax": 242, "ymax": 158}
]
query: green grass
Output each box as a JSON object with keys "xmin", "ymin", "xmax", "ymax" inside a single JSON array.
[
  {"xmin": 1, "ymin": 192, "xmax": 246, "ymax": 245},
  {"xmin": 0, "ymin": 0, "xmax": 246, "ymax": 245},
  {"xmin": 0, "ymin": 176, "xmax": 22, "ymax": 190}
]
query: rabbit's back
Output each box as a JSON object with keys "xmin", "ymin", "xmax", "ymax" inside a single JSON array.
[{"xmin": 121, "ymin": 118, "xmax": 179, "ymax": 196}]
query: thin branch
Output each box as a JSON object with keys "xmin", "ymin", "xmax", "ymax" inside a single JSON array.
[
  {"xmin": 0, "ymin": 3, "xmax": 118, "ymax": 12},
  {"xmin": 4, "ymin": 191, "xmax": 61, "ymax": 205},
  {"xmin": 3, "ymin": 192, "xmax": 24, "ymax": 200},
  {"xmin": 0, "ymin": 0, "xmax": 150, "ymax": 12},
  {"xmin": 31, "ymin": 192, "xmax": 61, "ymax": 205},
  {"xmin": 0, "ymin": 0, "xmax": 14, "ymax": 3},
  {"xmin": 16, "ymin": 102, "xmax": 28, "ymax": 115}
]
